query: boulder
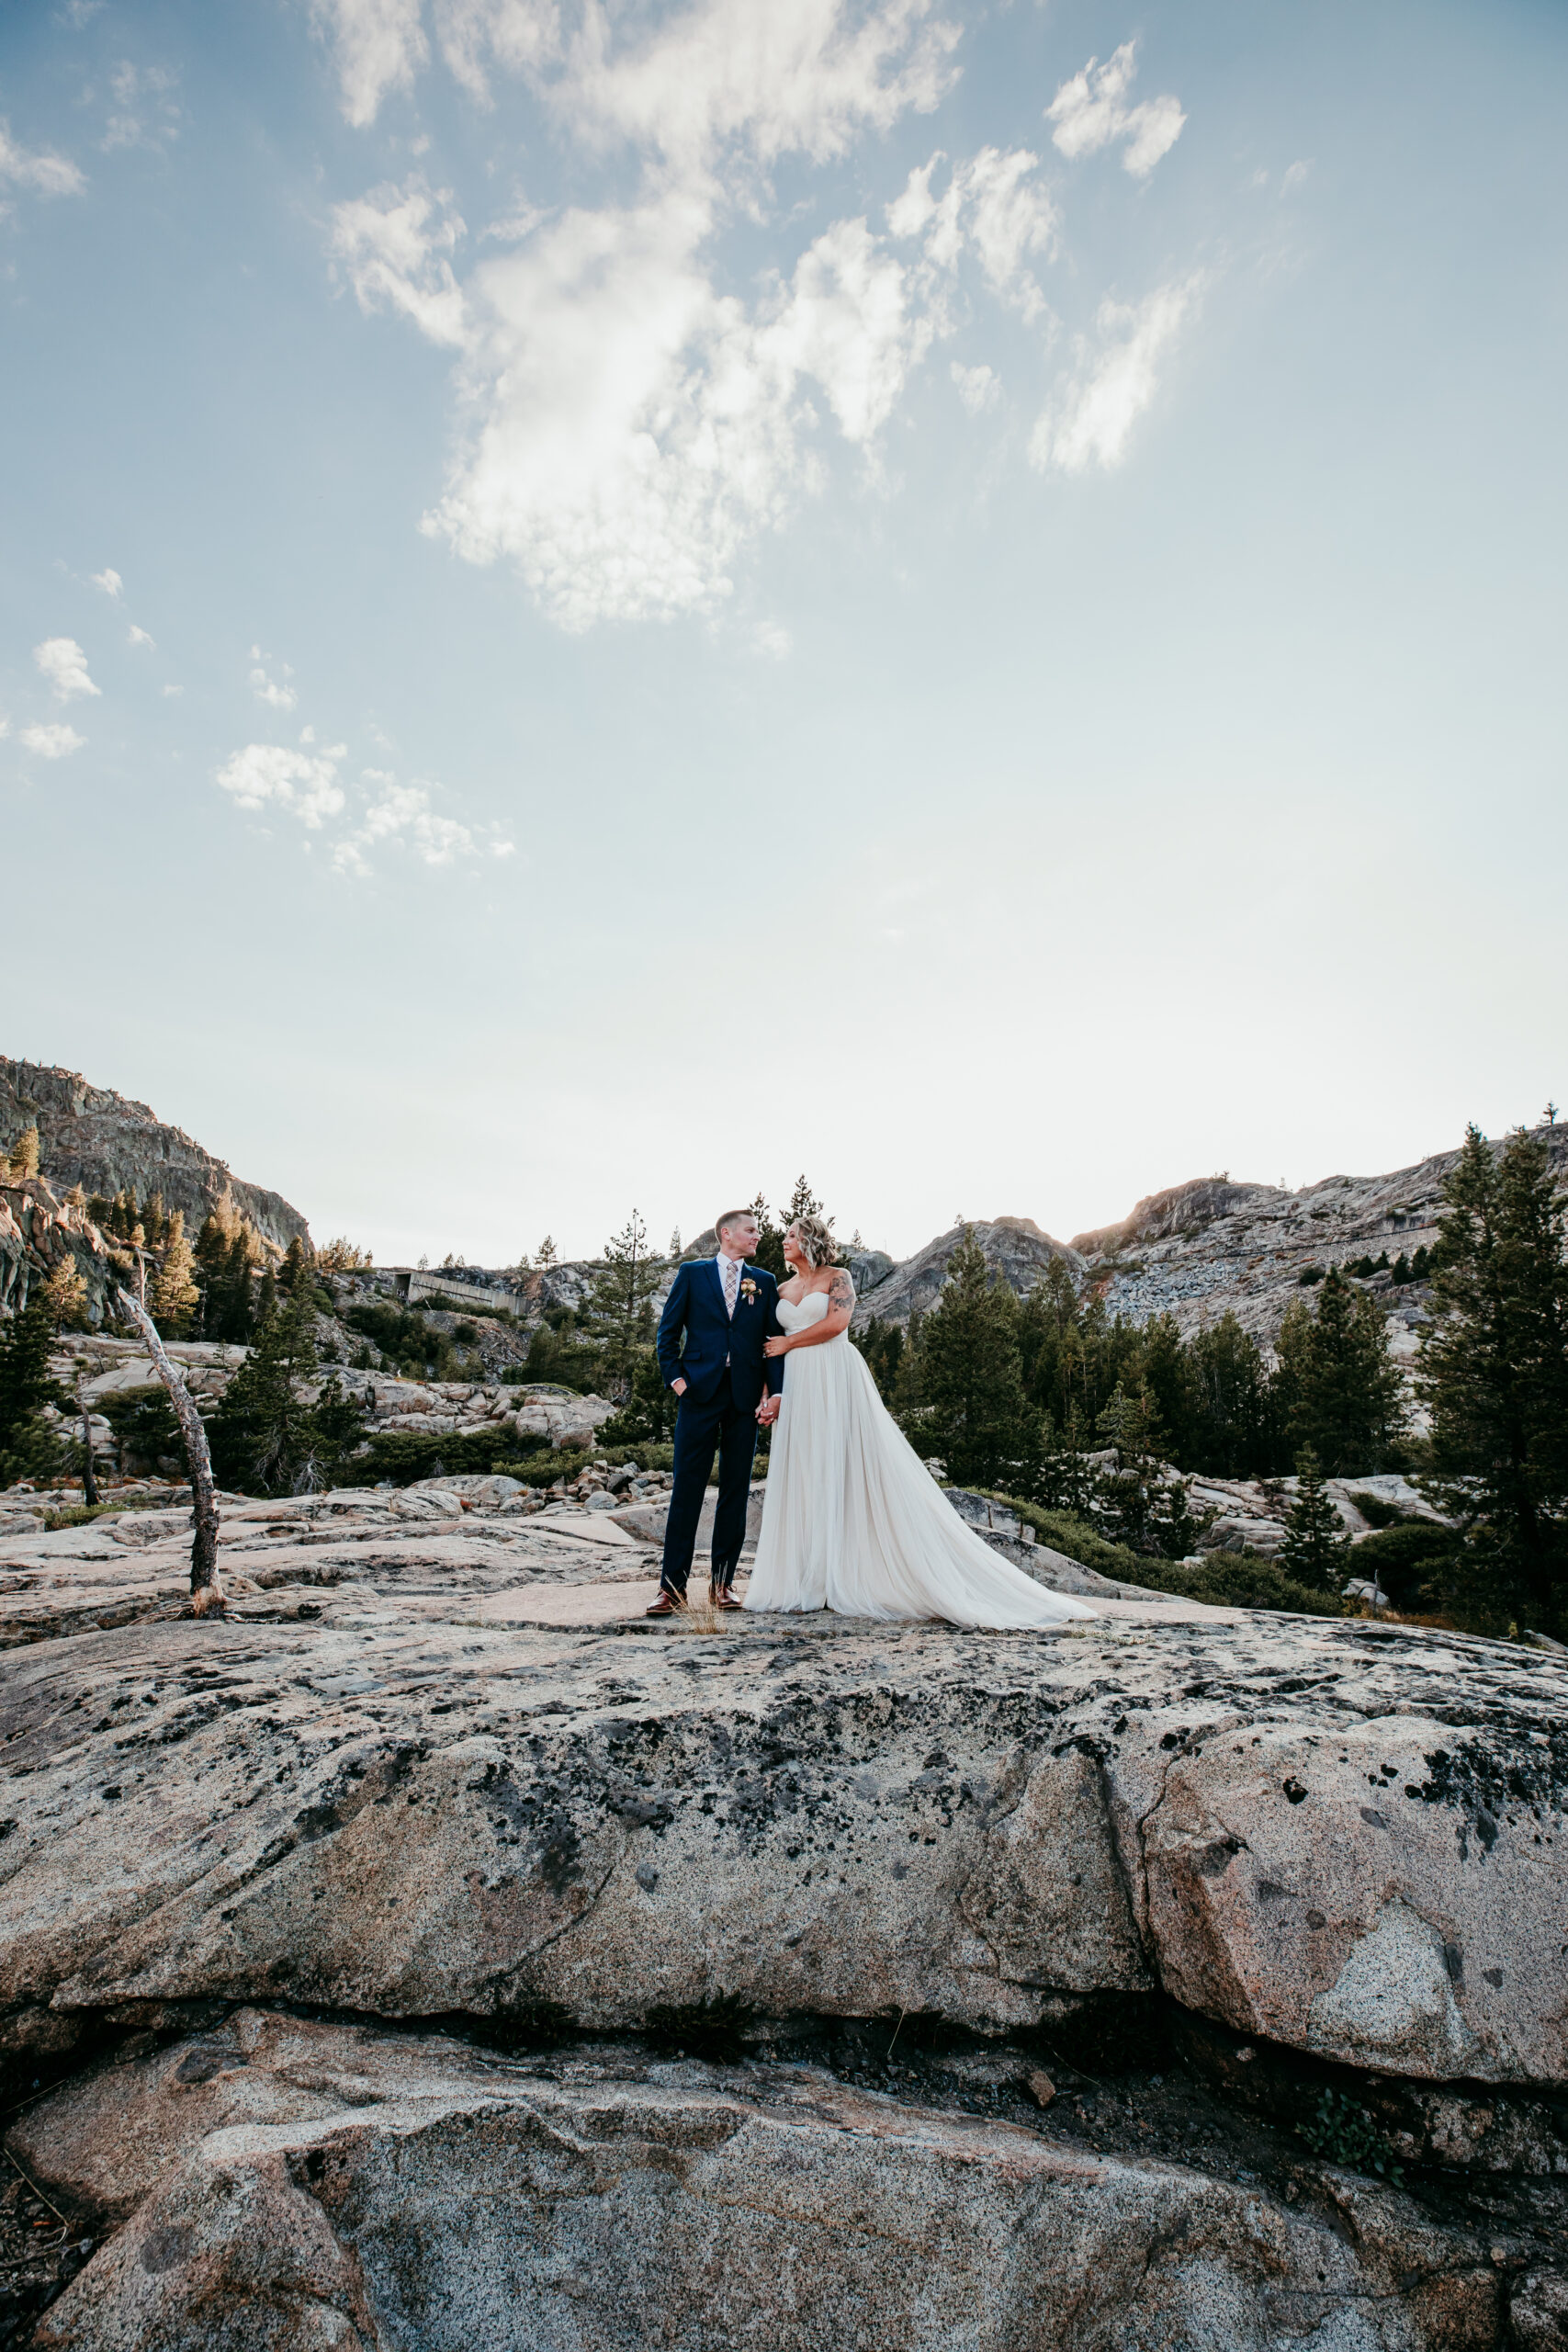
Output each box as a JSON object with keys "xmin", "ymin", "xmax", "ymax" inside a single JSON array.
[
  {"xmin": 16, "ymin": 2009, "xmax": 1506, "ymax": 2352},
  {"xmin": 0, "ymin": 1610, "xmax": 1562, "ymax": 2086},
  {"xmin": 609, "ymin": 1479, "xmax": 767, "ymax": 1551}
]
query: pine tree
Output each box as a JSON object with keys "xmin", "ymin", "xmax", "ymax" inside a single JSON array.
[
  {"xmin": 1019, "ymin": 1257, "xmax": 1083, "ymax": 1421},
  {"xmin": 581, "ymin": 1212, "xmax": 663, "ymax": 1396},
  {"xmin": 667, "ymin": 1227, "xmax": 682, "ymax": 1260},
  {"xmin": 1140, "ymin": 1312, "xmax": 1191, "ymax": 1466},
  {"xmin": 1274, "ymin": 1267, "xmax": 1405, "ymax": 1475},
  {"xmin": 1094, "ymin": 1382, "xmax": 1203, "ymax": 1556},
  {"xmin": 1280, "ymin": 1445, "xmax": 1351, "ymax": 1590},
  {"xmin": 1418, "ymin": 1125, "xmax": 1568, "ymax": 1632},
  {"xmin": 898, "ymin": 1227, "xmax": 1040, "ymax": 1489},
  {"xmin": 278, "ymin": 1236, "xmax": 313, "ymax": 1295},
  {"xmin": 747, "ymin": 1194, "xmax": 787, "ymax": 1282},
  {"xmin": 5, "ymin": 1126, "xmax": 40, "ymax": 1182},
  {"xmin": 143, "ymin": 1191, "xmax": 169, "ymax": 1250},
  {"xmin": 39, "ymin": 1253, "xmax": 89, "ymax": 1332},
  {"xmin": 536, "ymin": 1236, "xmax": 558, "ymax": 1271},
  {"xmin": 0, "ymin": 1300, "xmax": 67, "ymax": 1478},
  {"xmin": 208, "ymin": 1285, "xmax": 360, "ymax": 1495},
  {"xmin": 1188, "ymin": 1312, "xmax": 1274, "ymax": 1477},
  {"xmin": 148, "ymin": 1210, "xmax": 199, "ymax": 1338},
  {"xmin": 63, "ymin": 1182, "xmax": 87, "ymax": 1215},
  {"xmin": 784, "ymin": 1174, "xmax": 829, "ymax": 1229}
]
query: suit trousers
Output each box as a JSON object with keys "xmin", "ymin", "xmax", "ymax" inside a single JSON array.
[{"xmin": 661, "ymin": 1371, "xmax": 758, "ymax": 1594}]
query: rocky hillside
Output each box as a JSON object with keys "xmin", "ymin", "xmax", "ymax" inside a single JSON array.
[
  {"xmin": 0, "ymin": 1059, "xmax": 310, "ymax": 1253},
  {"xmin": 851, "ymin": 1215, "xmax": 1079, "ymax": 1327}
]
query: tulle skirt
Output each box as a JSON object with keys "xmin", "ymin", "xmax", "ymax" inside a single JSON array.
[{"xmin": 744, "ymin": 1337, "xmax": 1096, "ymax": 1629}]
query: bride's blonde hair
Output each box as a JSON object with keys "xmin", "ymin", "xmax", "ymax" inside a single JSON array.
[{"xmin": 790, "ymin": 1212, "xmax": 837, "ymax": 1269}]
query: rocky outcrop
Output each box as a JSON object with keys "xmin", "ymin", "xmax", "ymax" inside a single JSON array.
[
  {"xmin": 852, "ymin": 1216, "xmax": 1082, "ymax": 1330},
  {"xmin": 14, "ymin": 2008, "xmax": 1519, "ymax": 2352},
  {"xmin": 2, "ymin": 1487, "xmax": 1566, "ymax": 2345},
  {"xmin": 0, "ymin": 1573, "xmax": 1562, "ymax": 2084},
  {"xmin": 1066, "ymin": 1123, "xmax": 1568, "ymax": 1352},
  {"xmin": 0, "ymin": 1059, "xmax": 309, "ymax": 1254},
  {"xmin": 0, "ymin": 1176, "xmax": 116, "ymax": 1324}
]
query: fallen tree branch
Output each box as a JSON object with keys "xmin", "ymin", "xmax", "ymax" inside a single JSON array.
[{"xmin": 113, "ymin": 1286, "xmax": 223, "ymax": 1615}]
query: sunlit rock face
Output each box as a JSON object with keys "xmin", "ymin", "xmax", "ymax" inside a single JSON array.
[{"xmin": 1, "ymin": 1500, "xmax": 1564, "ymax": 2346}]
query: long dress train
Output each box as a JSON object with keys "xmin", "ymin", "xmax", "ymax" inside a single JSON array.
[{"xmin": 744, "ymin": 1294, "xmax": 1095, "ymax": 1629}]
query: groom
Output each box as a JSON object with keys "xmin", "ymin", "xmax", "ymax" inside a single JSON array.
[{"xmin": 649, "ymin": 1207, "xmax": 784, "ymax": 1615}]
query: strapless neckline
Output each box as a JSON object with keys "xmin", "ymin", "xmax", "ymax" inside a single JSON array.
[{"xmin": 778, "ymin": 1292, "xmax": 831, "ymax": 1329}]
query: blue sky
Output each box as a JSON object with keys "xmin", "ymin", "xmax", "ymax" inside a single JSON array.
[{"xmin": 3, "ymin": 0, "xmax": 1565, "ymax": 1265}]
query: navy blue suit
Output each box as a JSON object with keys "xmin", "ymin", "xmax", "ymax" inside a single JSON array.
[{"xmin": 656, "ymin": 1257, "xmax": 784, "ymax": 1594}]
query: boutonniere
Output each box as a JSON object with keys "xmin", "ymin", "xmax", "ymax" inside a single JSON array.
[{"xmin": 739, "ymin": 1277, "xmax": 759, "ymax": 1302}]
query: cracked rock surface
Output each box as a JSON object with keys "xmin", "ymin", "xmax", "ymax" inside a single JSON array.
[
  {"xmin": 10, "ymin": 2008, "xmax": 1523, "ymax": 2352},
  {"xmin": 3, "ymin": 1521, "xmax": 1567, "ymax": 2346},
  {"xmin": 1, "ymin": 1605, "xmax": 1563, "ymax": 2081}
]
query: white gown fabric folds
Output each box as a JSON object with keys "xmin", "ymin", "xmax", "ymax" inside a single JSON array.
[{"xmin": 744, "ymin": 1294, "xmax": 1096, "ymax": 1629}]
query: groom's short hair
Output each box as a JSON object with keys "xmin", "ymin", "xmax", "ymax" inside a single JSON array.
[{"xmin": 715, "ymin": 1207, "xmax": 754, "ymax": 1240}]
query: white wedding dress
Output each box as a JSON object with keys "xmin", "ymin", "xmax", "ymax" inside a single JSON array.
[{"xmin": 744, "ymin": 1294, "xmax": 1096, "ymax": 1629}]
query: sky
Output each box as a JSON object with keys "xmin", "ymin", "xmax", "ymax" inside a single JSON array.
[{"xmin": 2, "ymin": 0, "xmax": 1565, "ymax": 1268}]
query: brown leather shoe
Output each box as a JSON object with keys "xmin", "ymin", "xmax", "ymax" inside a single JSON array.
[
  {"xmin": 645, "ymin": 1588, "xmax": 687, "ymax": 1617},
  {"xmin": 712, "ymin": 1585, "xmax": 743, "ymax": 1611}
]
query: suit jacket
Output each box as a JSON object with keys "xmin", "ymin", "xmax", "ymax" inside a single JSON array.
[{"xmin": 657, "ymin": 1258, "xmax": 784, "ymax": 1413}]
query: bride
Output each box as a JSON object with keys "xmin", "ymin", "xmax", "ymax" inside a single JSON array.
[{"xmin": 743, "ymin": 1216, "xmax": 1095, "ymax": 1629}]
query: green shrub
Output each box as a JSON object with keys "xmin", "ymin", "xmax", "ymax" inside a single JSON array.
[
  {"xmin": 970, "ymin": 1496, "xmax": 1343, "ymax": 1616},
  {"xmin": 97, "ymin": 1384, "xmax": 183, "ymax": 1471},
  {"xmin": 452, "ymin": 1322, "xmax": 479, "ymax": 1345},
  {"xmin": 1345, "ymin": 1489, "xmax": 1410, "ymax": 1530},
  {"xmin": 1297, "ymin": 2088, "xmax": 1404, "ymax": 2184},
  {"xmin": 1346, "ymin": 1519, "xmax": 1461, "ymax": 1612},
  {"xmin": 344, "ymin": 1300, "xmax": 457, "ymax": 1378},
  {"xmin": 358, "ymin": 1425, "xmax": 535, "ymax": 1486}
]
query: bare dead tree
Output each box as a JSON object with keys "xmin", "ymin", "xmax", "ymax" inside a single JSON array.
[
  {"xmin": 76, "ymin": 1375, "xmax": 98, "ymax": 1510},
  {"xmin": 114, "ymin": 1284, "xmax": 223, "ymax": 1615}
]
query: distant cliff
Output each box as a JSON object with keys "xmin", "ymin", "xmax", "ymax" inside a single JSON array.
[{"xmin": 0, "ymin": 1059, "xmax": 310, "ymax": 1253}]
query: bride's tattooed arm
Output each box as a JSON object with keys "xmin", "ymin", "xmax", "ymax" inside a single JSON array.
[{"xmin": 763, "ymin": 1268, "xmax": 857, "ymax": 1356}]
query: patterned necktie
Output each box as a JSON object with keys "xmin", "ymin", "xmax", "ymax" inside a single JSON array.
[{"xmin": 723, "ymin": 1258, "xmax": 739, "ymax": 1318}]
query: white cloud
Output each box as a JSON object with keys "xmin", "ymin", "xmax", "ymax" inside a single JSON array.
[
  {"xmin": 424, "ymin": 187, "xmax": 935, "ymax": 628},
  {"xmin": 435, "ymin": 0, "xmax": 559, "ymax": 103},
  {"xmin": 250, "ymin": 663, "xmax": 297, "ymax": 712},
  {"xmin": 310, "ymin": 0, "xmax": 429, "ymax": 127},
  {"xmin": 951, "ymin": 359, "xmax": 998, "ymax": 413},
  {"xmin": 330, "ymin": 175, "xmax": 468, "ymax": 347},
  {"xmin": 1031, "ymin": 277, "xmax": 1201, "ymax": 474},
  {"xmin": 91, "ymin": 567, "xmax": 122, "ymax": 598},
  {"xmin": 1045, "ymin": 42, "xmax": 1185, "ymax": 180},
  {"xmin": 319, "ymin": 5, "xmax": 1202, "ymax": 628},
  {"xmin": 0, "ymin": 120, "xmax": 85, "ymax": 199},
  {"xmin": 560, "ymin": 0, "xmax": 960, "ymax": 174},
  {"xmin": 1281, "ymin": 159, "xmax": 1312, "ymax": 196},
  {"xmin": 161, "ymin": 683, "xmax": 183, "ymax": 697},
  {"xmin": 102, "ymin": 61, "xmax": 180, "ymax": 152},
  {"xmin": 21, "ymin": 722, "xmax": 85, "ymax": 758},
  {"xmin": 890, "ymin": 146, "xmax": 1057, "ymax": 322},
  {"xmin": 34, "ymin": 637, "xmax": 100, "ymax": 701},
  {"xmin": 331, "ymin": 772, "xmax": 511, "ymax": 874},
  {"xmin": 0, "ymin": 712, "xmax": 9, "ymax": 740},
  {"xmin": 128, "ymin": 623, "xmax": 155, "ymax": 649},
  {"xmin": 214, "ymin": 742, "xmax": 347, "ymax": 829}
]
